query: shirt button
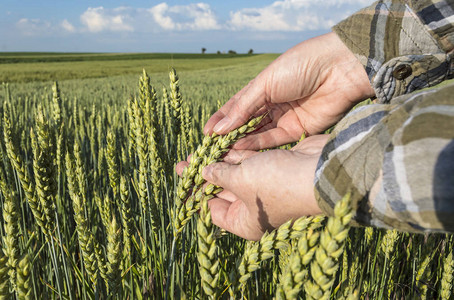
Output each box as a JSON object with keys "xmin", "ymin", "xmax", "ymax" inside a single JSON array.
[{"xmin": 392, "ymin": 64, "xmax": 412, "ymax": 80}]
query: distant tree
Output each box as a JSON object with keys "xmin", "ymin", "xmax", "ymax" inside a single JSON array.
[
  {"xmin": 248, "ymin": 49, "xmax": 254, "ymax": 55},
  {"xmin": 228, "ymin": 50, "xmax": 237, "ymax": 55},
  {"xmin": 216, "ymin": 50, "xmax": 221, "ymax": 55},
  {"xmin": 202, "ymin": 47, "xmax": 206, "ymax": 54}
]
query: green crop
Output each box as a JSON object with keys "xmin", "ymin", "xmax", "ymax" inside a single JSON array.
[{"xmin": 0, "ymin": 61, "xmax": 452, "ymax": 299}]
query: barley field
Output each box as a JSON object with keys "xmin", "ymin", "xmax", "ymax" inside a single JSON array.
[{"xmin": 0, "ymin": 54, "xmax": 453, "ymax": 299}]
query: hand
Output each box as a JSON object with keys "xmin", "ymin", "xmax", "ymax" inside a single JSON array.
[
  {"xmin": 204, "ymin": 32, "xmax": 374, "ymax": 151},
  {"xmin": 197, "ymin": 135, "xmax": 329, "ymax": 241}
]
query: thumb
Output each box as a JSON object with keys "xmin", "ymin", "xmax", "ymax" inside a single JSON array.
[
  {"xmin": 202, "ymin": 162, "xmax": 241, "ymax": 191},
  {"xmin": 213, "ymin": 78, "xmax": 267, "ymax": 134}
]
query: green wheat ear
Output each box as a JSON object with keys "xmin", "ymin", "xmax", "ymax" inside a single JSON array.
[
  {"xmin": 0, "ymin": 249, "xmax": 10, "ymax": 299},
  {"xmin": 106, "ymin": 216, "xmax": 122, "ymax": 296},
  {"xmin": 304, "ymin": 193, "xmax": 353, "ymax": 300},
  {"xmin": 173, "ymin": 114, "xmax": 266, "ymax": 236},
  {"xmin": 16, "ymin": 254, "xmax": 33, "ymax": 300},
  {"xmin": 275, "ymin": 221, "xmax": 323, "ymax": 300},
  {"xmin": 66, "ymin": 151, "xmax": 98, "ymax": 285},
  {"xmin": 230, "ymin": 215, "xmax": 325, "ymax": 296},
  {"xmin": 197, "ymin": 197, "xmax": 220, "ymax": 299},
  {"xmin": 441, "ymin": 251, "xmax": 454, "ymax": 299}
]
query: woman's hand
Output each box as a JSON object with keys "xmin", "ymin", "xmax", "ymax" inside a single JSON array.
[
  {"xmin": 176, "ymin": 135, "xmax": 329, "ymax": 241},
  {"xmin": 204, "ymin": 32, "xmax": 374, "ymax": 151}
]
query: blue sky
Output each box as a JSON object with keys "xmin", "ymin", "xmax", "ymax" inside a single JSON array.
[{"xmin": 0, "ymin": 0, "xmax": 373, "ymax": 53}]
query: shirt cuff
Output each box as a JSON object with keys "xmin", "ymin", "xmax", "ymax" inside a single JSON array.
[{"xmin": 332, "ymin": 0, "xmax": 453, "ymax": 103}]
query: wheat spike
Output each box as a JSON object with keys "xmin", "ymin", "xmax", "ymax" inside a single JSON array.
[
  {"xmin": 416, "ymin": 249, "xmax": 435, "ymax": 299},
  {"xmin": 174, "ymin": 183, "xmax": 222, "ymax": 236},
  {"xmin": 120, "ymin": 175, "xmax": 133, "ymax": 256},
  {"xmin": 106, "ymin": 216, "xmax": 122, "ymax": 295},
  {"xmin": 233, "ymin": 215, "xmax": 325, "ymax": 296},
  {"xmin": 3, "ymin": 104, "xmax": 46, "ymax": 233},
  {"xmin": 175, "ymin": 134, "xmax": 218, "ymax": 206},
  {"xmin": 0, "ymin": 249, "xmax": 10, "ymax": 299},
  {"xmin": 304, "ymin": 193, "xmax": 353, "ymax": 300},
  {"xmin": 197, "ymin": 197, "xmax": 220, "ymax": 299},
  {"xmin": 173, "ymin": 114, "xmax": 265, "ymax": 236},
  {"xmin": 127, "ymin": 96, "xmax": 136, "ymax": 162},
  {"xmin": 144, "ymin": 98, "xmax": 163, "ymax": 212},
  {"xmin": 441, "ymin": 251, "xmax": 454, "ymax": 300},
  {"xmin": 94, "ymin": 239, "xmax": 108, "ymax": 285},
  {"xmin": 169, "ymin": 68, "xmax": 183, "ymax": 143},
  {"xmin": 32, "ymin": 108, "xmax": 58, "ymax": 235},
  {"xmin": 16, "ymin": 254, "xmax": 33, "ymax": 300},
  {"xmin": 51, "ymin": 82, "xmax": 62, "ymax": 130},
  {"xmin": 106, "ymin": 128, "xmax": 120, "ymax": 197},
  {"xmin": 276, "ymin": 221, "xmax": 324, "ymax": 300},
  {"xmin": 2, "ymin": 189, "xmax": 20, "ymax": 288},
  {"xmin": 162, "ymin": 87, "xmax": 172, "ymax": 155},
  {"xmin": 66, "ymin": 152, "xmax": 98, "ymax": 285},
  {"xmin": 380, "ymin": 229, "xmax": 399, "ymax": 260},
  {"xmin": 133, "ymin": 98, "xmax": 158, "ymax": 228}
]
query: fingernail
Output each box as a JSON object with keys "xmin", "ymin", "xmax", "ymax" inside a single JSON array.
[
  {"xmin": 202, "ymin": 165, "xmax": 212, "ymax": 180},
  {"xmin": 213, "ymin": 116, "xmax": 231, "ymax": 133}
]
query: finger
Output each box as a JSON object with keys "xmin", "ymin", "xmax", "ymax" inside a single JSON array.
[
  {"xmin": 175, "ymin": 161, "xmax": 189, "ymax": 177},
  {"xmin": 203, "ymin": 82, "xmax": 254, "ymax": 135},
  {"xmin": 216, "ymin": 189, "xmax": 238, "ymax": 203},
  {"xmin": 233, "ymin": 127, "xmax": 300, "ymax": 150},
  {"xmin": 203, "ymin": 99, "xmax": 236, "ymax": 135},
  {"xmin": 290, "ymin": 134, "xmax": 330, "ymax": 154},
  {"xmin": 223, "ymin": 149, "xmax": 258, "ymax": 164},
  {"xmin": 208, "ymin": 198, "xmax": 255, "ymax": 240},
  {"xmin": 211, "ymin": 78, "xmax": 268, "ymax": 135},
  {"xmin": 202, "ymin": 162, "xmax": 241, "ymax": 192}
]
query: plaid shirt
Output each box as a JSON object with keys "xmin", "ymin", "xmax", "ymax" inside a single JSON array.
[{"xmin": 314, "ymin": 0, "xmax": 454, "ymax": 232}]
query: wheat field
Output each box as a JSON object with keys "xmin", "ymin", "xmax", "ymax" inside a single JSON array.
[{"xmin": 0, "ymin": 61, "xmax": 453, "ymax": 299}]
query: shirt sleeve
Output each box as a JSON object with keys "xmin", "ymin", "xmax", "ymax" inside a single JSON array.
[
  {"xmin": 314, "ymin": 0, "xmax": 454, "ymax": 232},
  {"xmin": 332, "ymin": 0, "xmax": 454, "ymax": 103},
  {"xmin": 315, "ymin": 82, "xmax": 454, "ymax": 232}
]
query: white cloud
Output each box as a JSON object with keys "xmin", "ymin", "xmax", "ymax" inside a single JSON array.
[
  {"xmin": 228, "ymin": 0, "xmax": 373, "ymax": 31},
  {"xmin": 149, "ymin": 3, "xmax": 220, "ymax": 31},
  {"xmin": 13, "ymin": 1, "xmax": 374, "ymax": 40},
  {"xmin": 80, "ymin": 7, "xmax": 134, "ymax": 32},
  {"xmin": 61, "ymin": 19, "xmax": 76, "ymax": 32},
  {"xmin": 149, "ymin": 3, "xmax": 175, "ymax": 30},
  {"xmin": 16, "ymin": 18, "xmax": 52, "ymax": 36}
]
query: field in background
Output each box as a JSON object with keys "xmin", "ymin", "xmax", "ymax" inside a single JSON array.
[{"xmin": 0, "ymin": 52, "xmax": 279, "ymax": 83}]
